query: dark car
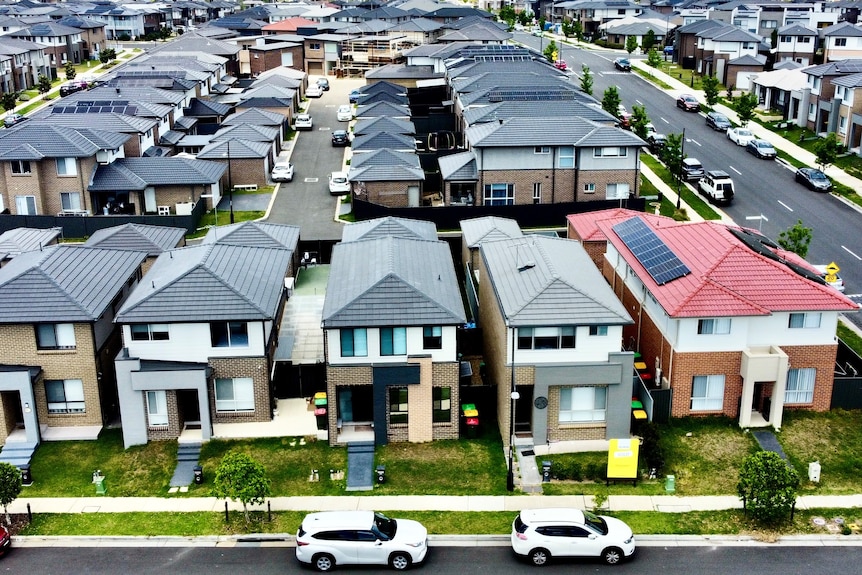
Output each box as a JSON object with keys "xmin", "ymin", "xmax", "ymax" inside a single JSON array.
[
  {"xmin": 59, "ymin": 81, "xmax": 88, "ymax": 97},
  {"xmin": 706, "ymin": 111, "xmax": 732, "ymax": 132},
  {"xmin": 331, "ymin": 129, "xmax": 350, "ymax": 147},
  {"xmin": 614, "ymin": 57, "xmax": 631, "ymax": 71},
  {"xmin": 647, "ymin": 133, "xmax": 668, "ymax": 155},
  {"xmin": 316, "ymin": 77, "xmax": 330, "ymax": 91},
  {"xmin": 676, "ymin": 94, "xmax": 701, "ymax": 112},
  {"xmin": 746, "ymin": 139, "xmax": 776, "ymax": 159},
  {"xmin": 795, "ymin": 167, "xmax": 832, "ymax": 192}
]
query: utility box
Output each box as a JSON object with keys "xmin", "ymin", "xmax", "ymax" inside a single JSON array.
[
  {"xmin": 375, "ymin": 465, "xmax": 386, "ymax": 484},
  {"xmin": 95, "ymin": 477, "xmax": 107, "ymax": 495},
  {"xmin": 665, "ymin": 474, "xmax": 675, "ymax": 493},
  {"xmin": 194, "ymin": 465, "xmax": 203, "ymax": 485},
  {"xmin": 20, "ymin": 464, "xmax": 32, "ymax": 486},
  {"xmin": 808, "ymin": 461, "xmax": 821, "ymax": 483},
  {"xmin": 542, "ymin": 461, "xmax": 552, "ymax": 482}
]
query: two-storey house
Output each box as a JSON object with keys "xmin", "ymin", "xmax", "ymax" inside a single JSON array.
[
  {"xmin": 822, "ymin": 21, "xmax": 862, "ymax": 62},
  {"xmin": 776, "ymin": 24, "xmax": 817, "ymax": 66}
]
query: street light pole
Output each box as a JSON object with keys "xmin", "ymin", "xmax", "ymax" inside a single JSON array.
[
  {"xmin": 676, "ymin": 128, "xmax": 685, "ymax": 210},
  {"xmin": 226, "ymin": 139, "xmax": 234, "ymax": 223},
  {"xmin": 507, "ymin": 327, "xmax": 517, "ymax": 492}
]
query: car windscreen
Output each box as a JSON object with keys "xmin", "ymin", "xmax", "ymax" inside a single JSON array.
[
  {"xmin": 374, "ymin": 512, "xmax": 396, "ymax": 540},
  {"xmin": 583, "ymin": 510, "xmax": 609, "ymax": 535}
]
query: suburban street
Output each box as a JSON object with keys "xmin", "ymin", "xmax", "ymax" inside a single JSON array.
[
  {"xmin": 515, "ymin": 32, "xmax": 862, "ymax": 311},
  {"xmin": 3, "ymin": 543, "xmax": 861, "ymax": 573}
]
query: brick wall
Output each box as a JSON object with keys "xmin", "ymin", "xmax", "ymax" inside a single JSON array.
[
  {"xmin": 577, "ymin": 169, "xmax": 638, "ymax": 201},
  {"xmin": 364, "ymin": 180, "xmax": 423, "ymax": 208},
  {"xmin": 781, "ymin": 344, "xmax": 837, "ymax": 411},
  {"xmin": 146, "ymin": 389, "xmax": 181, "ymax": 441},
  {"xmin": 221, "ymin": 157, "xmax": 270, "ymax": 190},
  {"xmin": 249, "ymin": 46, "xmax": 303, "ymax": 77},
  {"xmin": 209, "ymin": 356, "xmax": 271, "ymax": 424},
  {"xmin": 236, "ymin": 104, "xmax": 293, "ymax": 127},
  {"xmin": 432, "ymin": 361, "xmax": 460, "ymax": 440},
  {"xmin": 547, "ymin": 385, "xmax": 607, "ymax": 441},
  {"xmin": 1, "ymin": 156, "xmax": 99, "ymax": 216},
  {"xmin": 326, "ymin": 365, "xmax": 373, "ymax": 446},
  {"xmin": 669, "ymin": 351, "xmax": 742, "ymax": 417},
  {"xmin": 478, "ymin": 168, "xmax": 576, "ymax": 204}
]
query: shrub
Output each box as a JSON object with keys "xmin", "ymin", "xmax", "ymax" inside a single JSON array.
[{"xmin": 585, "ymin": 462, "xmax": 606, "ymax": 481}]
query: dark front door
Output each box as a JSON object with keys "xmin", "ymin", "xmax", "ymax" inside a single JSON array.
[
  {"xmin": 177, "ymin": 390, "xmax": 200, "ymax": 426},
  {"xmin": 514, "ymin": 385, "xmax": 532, "ymax": 436}
]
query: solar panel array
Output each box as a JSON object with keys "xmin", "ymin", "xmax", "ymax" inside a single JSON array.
[
  {"xmin": 612, "ymin": 217, "xmax": 690, "ymax": 285},
  {"xmin": 52, "ymin": 105, "xmax": 138, "ymax": 115},
  {"xmin": 486, "ymin": 89, "xmax": 576, "ymax": 101}
]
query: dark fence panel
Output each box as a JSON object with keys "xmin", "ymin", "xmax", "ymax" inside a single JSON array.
[
  {"xmin": 650, "ymin": 388, "xmax": 673, "ymax": 424},
  {"xmin": 831, "ymin": 338, "xmax": 862, "ymax": 409}
]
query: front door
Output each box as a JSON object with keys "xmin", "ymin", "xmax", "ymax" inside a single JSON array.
[
  {"xmin": 177, "ymin": 390, "xmax": 200, "ymax": 426},
  {"xmin": 514, "ymin": 385, "xmax": 532, "ymax": 436}
]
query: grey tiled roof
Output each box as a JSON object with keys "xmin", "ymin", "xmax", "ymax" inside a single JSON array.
[
  {"xmin": 201, "ymin": 221, "xmax": 300, "ymax": 251},
  {"xmin": 460, "ymin": 216, "xmax": 523, "ymax": 249},
  {"xmin": 89, "ymin": 158, "xmax": 226, "ymax": 191},
  {"xmin": 350, "ymin": 148, "xmax": 418, "ymax": 168},
  {"xmin": 322, "ymin": 236, "xmax": 466, "ymax": 328},
  {"xmin": 824, "ymin": 21, "xmax": 862, "ymax": 37},
  {"xmin": 174, "ymin": 116, "xmax": 200, "ymax": 130},
  {"xmin": 240, "ymin": 85, "xmax": 297, "ymax": 101},
  {"xmin": 351, "ymin": 132, "xmax": 416, "ymax": 152},
  {"xmin": 438, "ymin": 150, "xmax": 477, "ymax": 181},
  {"xmin": 84, "ymin": 224, "xmax": 186, "ymax": 256},
  {"xmin": 349, "ymin": 163, "xmax": 424, "ymax": 182},
  {"xmin": 355, "ymin": 101, "xmax": 411, "ymax": 119},
  {"xmin": 185, "ymin": 98, "xmax": 233, "ymax": 117},
  {"xmin": 0, "ymin": 227, "xmax": 61, "ymax": 257},
  {"xmin": 212, "ymin": 124, "xmax": 280, "ymax": 143},
  {"xmin": 197, "ymin": 138, "xmax": 271, "ymax": 160},
  {"xmin": 116, "ymin": 243, "xmax": 292, "ymax": 323},
  {"xmin": 33, "ymin": 112, "xmax": 157, "ymax": 134},
  {"xmin": 73, "ymin": 85, "xmax": 186, "ymax": 106},
  {"xmin": 237, "ymin": 97, "xmax": 294, "ymax": 109},
  {"xmin": 352, "ymin": 116, "xmax": 416, "ymax": 136},
  {"xmin": 463, "ymin": 100, "xmax": 615, "ymax": 125},
  {"xmin": 341, "ymin": 216, "xmax": 437, "ymax": 243},
  {"xmin": 479, "ymin": 236, "xmax": 633, "ymax": 327},
  {"xmin": 222, "ymin": 107, "xmax": 285, "ymax": 126},
  {"xmin": 466, "ymin": 116, "xmax": 644, "ymax": 148},
  {"xmin": 0, "ymin": 125, "xmax": 129, "ymax": 160},
  {"xmin": 832, "ymin": 72, "xmax": 862, "ymax": 87},
  {"xmin": 778, "ymin": 24, "xmax": 816, "ymax": 36},
  {"xmin": 0, "ymin": 245, "xmax": 146, "ymax": 323}
]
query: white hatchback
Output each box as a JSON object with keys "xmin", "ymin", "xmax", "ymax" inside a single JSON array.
[
  {"xmin": 306, "ymin": 84, "xmax": 323, "ymax": 98},
  {"xmin": 511, "ymin": 508, "xmax": 636, "ymax": 566},
  {"xmin": 329, "ymin": 171, "xmax": 350, "ymax": 195},
  {"xmin": 296, "ymin": 511, "xmax": 428, "ymax": 572},
  {"xmin": 337, "ymin": 104, "xmax": 353, "ymax": 122},
  {"xmin": 294, "ymin": 113, "xmax": 313, "ymax": 131},
  {"xmin": 727, "ymin": 126, "xmax": 755, "ymax": 146}
]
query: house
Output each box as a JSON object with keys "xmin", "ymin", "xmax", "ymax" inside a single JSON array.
[
  {"xmin": 571, "ymin": 210, "xmax": 858, "ymax": 429},
  {"xmin": 459, "ymin": 215, "xmax": 523, "ymax": 273},
  {"xmin": 822, "ymin": 21, "xmax": 862, "ymax": 62},
  {"xmin": 83, "ymin": 223, "xmax": 187, "ymax": 273},
  {"xmin": 802, "ymin": 59, "xmax": 862, "ymax": 135},
  {"xmin": 776, "ymin": 24, "xmax": 817, "ymax": 67},
  {"xmin": 321, "ymin": 218, "xmax": 466, "ymax": 446},
  {"xmin": 348, "ymin": 148, "xmax": 425, "ymax": 207},
  {"xmin": 476, "ymin": 234, "xmax": 634, "ymax": 449},
  {"xmin": 750, "ymin": 65, "xmax": 809, "ymax": 123},
  {"xmin": 0, "ymin": 245, "xmax": 146, "ymax": 451},
  {"xmin": 550, "ymin": 0, "xmax": 642, "ymax": 37},
  {"xmin": 7, "ymin": 21, "xmax": 83, "ymax": 73},
  {"xmin": 0, "ymin": 227, "xmax": 62, "ymax": 266},
  {"xmin": 695, "ymin": 24, "xmax": 762, "ymax": 85},
  {"xmin": 114, "ymin": 239, "xmax": 296, "ymax": 448}
]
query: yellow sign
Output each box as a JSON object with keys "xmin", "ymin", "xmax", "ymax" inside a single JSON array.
[
  {"xmin": 551, "ymin": 50, "xmax": 558, "ymax": 61},
  {"xmin": 607, "ymin": 438, "xmax": 640, "ymax": 480},
  {"xmin": 825, "ymin": 261, "xmax": 840, "ymax": 284}
]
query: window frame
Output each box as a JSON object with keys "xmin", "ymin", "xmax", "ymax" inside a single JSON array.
[
  {"xmin": 45, "ymin": 378, "xmax": 85, "ymax": 414},
  {"xmin": 15, "ymin": 195, "xmax": 36, "ymax": 215},
  {"xmin": 482, "ymin": 183, "xmax": 514, "ymax": 206},
  {"xmin": 389, "ymin": 387, "xmax": 408, "ymax": 424},
  {"xmin": 56, "ymin": 157, "xmax": 77, "ymax": 176},
  {"xmin": 785, "ymin": 367, "xmax": 815, "ymax": 404},
  {"xmin": 788, "ymin": 312, "xmax": 821, "ymax": 329},
  {"xmin": 210, "ymin": 321, "xmax": 249, "ymax": 347},
  {"xmin": 691, "ymin": 374, "xmax": 725, "ymax": 411},
  {"xmin": 340, "ymin": 328, "xmax": 368, "ymax": 357},
  {"xmin": 534, "ymin": 146, "xmax": 550, "ymax": 154},
  {"xmin": 214, "ymin": 377, "xmax": 255, "ymax": 412},
  {"xmin": 559, "ymin": 386, "xmax": 607, "ymax": 423},
  {"xmin": 60, "ymin": 191, "xmax": 82, "ymax": 211},
  {"xmin": 697, "ymin": 318, "xmax": 731, "ymax": 335},
  {"xmin": 10, "ymin": 159, "xmax": 30, "ymax": 175},
  {"xmin": 130, "ymin": 323, "xmax": 170, "ymax": 341},
  {"xmin": 432, "ymin": 387, "xmax": 451, "ymax": 423},
  {"xmin": 146, "ymin": 390, "xmax": 169, "ymax": 426},
  {"xmin": 558, "ymin": 146, "xmax": 575, "ymax": 168},
  {"xmin": 589, "ymin": 325, "xmax": 608, "ymax": 336},
  {"xmin": 380, "ymin": 327, "xmax": 407, "ymax": 356},
  {"xmin": 517, "ymin": 326, "xmax": 575, "ymax": 350},
  {"xmin": 422, "ymin": 326, "xmax": 442, "ymax": 350},
  {"xmin": 594, "ymin": 146, "xmax": 627, "ymax": 158},
  {"xmin": 36, "ymin": 323, "xmax": 76, "ymax": 350}
]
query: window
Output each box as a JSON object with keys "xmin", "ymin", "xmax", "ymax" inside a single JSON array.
[
  {"xmin": 380, "ymin": 327, "xmax": 407, "ymax": 356},
  {"xmin": 594, "ymin": 147, "xmax": 627, "ymax": 157},
  {"xmin": 389, "ymin": 387, "xmax": 408, "ymax": 424},
  {"xmin": 583, "ymin": 183, "xmax": 596, "ymax": 194},
  {"xmin": 808, "ymin": 103, "xmax": 815, "ymax": 120},
  {"xmin": 146, "ymin": 390, "xmax": 168, "ymax": 426},
  {"xmin": 691, "ymin": 375, "xmax": 725, "ymax": 411},
  {"xmin": 697, "ymin": 318, "xmax": 731, "ymax": 335},
  {"xmin": 517, "ymin": 327, "xmax": 575, "ymax": 350},
  {"xmin": 589, "ymin": 325, "xmax": 608, "ymax": 336},
  {"xmin": 45, "ymin": 379, "xmax": 85, "ymax": 414},
  {"xmin": 483, "ymin": 183, "xmax": 514, "ymax": 206},
  {"xmin": 559, "ymin": 386, "xmax": 607, "ymax": 422},
  {"xmin": 11, "ymin": 160, "xmax": 30, "ymax": 174},
  {"xmin": 309, "ymin": 42, "xmax": 321, "ymax": 50},
  {"xmin": 131, "ymin": 324, "xmax": 169, "ymax": 341},
  {"xmin": 558, "ymin": 146, "xmax": 574, "ymax": 168},
  {"xmin": 743, "ymin": 42, "xmax": 754, "ymax": 49},
  {"xmin": 56, "ymin": 157, "xmax": 77, "ymax": 176},
  {"xmin": 606, "ymin": 183, "xmax": 629, "ymax": 199},
  {"xmin": 433, "ymin": 387, "xmax": 451, "ymax": 422},
  {"xmin": 215, "ymin": 377, "xmax": 254, "ymax": 412},
  {"xmin": 780, "ymin": 35, "xmax": 791, "ymax": 43},
  {"xmin": 762, "ymin": 20, "xmax": 777, "ymax": 28},
  {"xmin": 800, "ymin": 36, "xmax": 811, "ymax": 43},
  {"xmin": 789, "ymin": 312, "xmax": 821, "ymax": 329},
  {"xmin": 423, "ymin": 326, "xmax": 442, "ymax": 349},
  {"xmin": 341, "ymin": 328, "xmax": 368, "ymax": 357},
  {"xmin": 61, "ymin": 192, "xmax": 81, "ymax": 211},
  {"xmin": 15, "ymin": 195, "xmax": 36, "ymax": 215},
  {"xmin": 210, "ymin": 321, "xmax": 249, "ymax": 347},
  {"xmin": 534, "ymin": 146, "xmax": 550, "ymax": 154},
  {"xmin": 835, "ymin": 38, "xmax": 848, "ymax": 47},
  {"xmin": 840, "ymin": 115, "xmax": 847, "ymax": 135},
  {"xmin": 785, "ymin": 368, "xmax": 815, "ymax": 403},
  {"xmin": 36, "ymin": 323, "xmax": 76, "ymax": 349},
  {"xmin": 533, "ymin": 182, "xmax": 542, "ymax": 204}
]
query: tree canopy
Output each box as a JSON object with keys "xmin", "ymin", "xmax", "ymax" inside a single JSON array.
[
  {"xmin": 777, "ymin": 219, "xmax": 813, "ymax": 258},
  {"xmin": 212, "ymin": 451, "xmax": 271, "ymax": 522},
  {"xmin": 0, "ymin": 462, "xmax": 21, "ymax": 525},
  {"xmin": 737, "ymin": 451, "xmax": 799, "ymax": 525},
  {"xmin": 602, "ymin": 86, "xmax": 621, "ymax": 118}
]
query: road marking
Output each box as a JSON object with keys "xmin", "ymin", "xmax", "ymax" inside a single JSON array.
[
  {"xmin": 729, "ymin": 166, "xmax": 742, "ymax": 175},
  {"xmin": 777, "ymin": 200, "xmax": 793, "ymax": 211},
  {"xmin": 635, "ymin": 99, "xmax": 643, "ymax": 105},
  {"xmin": 688, "ymin": 139, "xmax": 701, "ymax": 147},
  {"xmin": 305, "ymin": 178, "xmax": 319, "ymax": 183},
  {"xmin": 660, "ymin": 117, "xmax": 669, "ymax": 124},
  {"xmin": 842, "ymin": 245, "xmax": 862, "ymax": 260}
]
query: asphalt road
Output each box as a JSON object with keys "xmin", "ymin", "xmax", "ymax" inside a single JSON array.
[{"xmin": 4, "ymin": 543, "xmax": 861, "ymax": 574}]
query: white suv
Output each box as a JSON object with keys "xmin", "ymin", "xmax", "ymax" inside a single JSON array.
[
  {"xmin": 295, "ymin": 511, "xmax": 428, "ymax": 572},
  {"xmin": 511, "ymin": 508, "xmax": 635, "ymax": 566}
]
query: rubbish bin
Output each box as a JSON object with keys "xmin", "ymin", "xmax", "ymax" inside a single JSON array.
[
  {"xmin": 542, "ymin": 461, "xmax": 552, "ymax": 483},
  {"xmin": 20, "ymin": 464, "xmax": 32, "ymax": 486},
  {"xmin": 95, "ymin": 476, "xmax": 107, "ymax": 495},
  {"xmin": 375, "ymin": 465, "xmax": 386, "ymax": 484},
  {"xmin": 194, "ymin": 465, "xmax": 203, "ymax": 485},
  {"xmin": 665, "ymin": 474, "xmax": 675, "ymax": 493}
]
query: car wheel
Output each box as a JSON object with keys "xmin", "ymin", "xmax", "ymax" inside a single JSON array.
[
  {"xmin": 529, "ymin": 548, "xmax": 551, "ymax": 566},
  {"xmin": 313, "ymin": 553, "xmax": 335, "ymax": 572},
  {"xmin": 602, "ymin": 547, "xmax": 624, "ymax": 565},
  {"xmin": 389, "ymin": 552, "xmax": 412, "ymax": 571}
]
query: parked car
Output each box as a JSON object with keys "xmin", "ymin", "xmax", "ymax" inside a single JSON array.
[
  {"xmin": 331, "ymin": 129, "xmax": 350, "ymax": 147},
  {"xmin": 271, "ymin": 161, "xmax": 294, "ymax": 182},
  {"xmin": 349, "ymin": 89, "xmax": 363, "ymax": 104},
  {"xmin": 306, "ymin": 85, "xmax": 323, "ymax": 98},
  {"xmin": 681, "ymin": 157, "xmax": 705, "ymax": 181},
  {"xmin": 511, "ymin": 508, "xmax": 636, "ymax": 566},
  {"xmin": 676, "ymin": 94, "xmax": 700, "ymax": 112},
  {"xmin": 554, "ymin": 60, "xmax": 568, "ymax": 71},
  {"xmin": 698, "ymin": 169, "xmax": 735, "ymax": 205},
  {"xmin": 647, "ymin": 133, "xmax": 668, "ymax": 155},
  {"xmin": 531, "ymin": 28, "xmax": 543, "ymax": 37},
  {"xmin": 727, "ymin": 127, "xmax": 755, "ymax": 146},
  {"xmin": 706, "ymin": 111, "xmax": 732, "ymax": 132},
  {"xmin": 613, "ymin": 57, "xmax": 631, "ymax": 71},
  {"xmin": 3, "ymin": 113, "xmax": 26, "ymax": 128},
  {"xmin": 328, "ymin": 171, "xmax": 350, "ymax": 195},
  {"xmin": 59, "ymin": 81, "xmax": 88, "ymax": 97},
  {"xmin": 295, "ymin": 511, "xmax": 428, "ymax": 572},
  {"xmin": 795, "ymin": 167, "xmax": 833, "ymax": 192},
  {"xmin": 316, "ymin": 77, "xmax": 330, "ymax": 91},
  {"xmin": 746, "ymin": 139, "xmax": 776, "ymax": 159},
  {"xmin": 617, "ymin": 110, "xmax": 632, "ymax": 129},
  {"xmin": 336, "ymin": 104, "xmax": 353, "ymax": 122},
  {"xmin": 294, "ymin": 113, "xmax": 313, "ymax": 131},
  {"xmin": 0, "ymin": 524, "xmax": 9, "ymax": 556},
  {"xmin": 813, "ymin": 264, "xmax": 845, "ymax": 292}
]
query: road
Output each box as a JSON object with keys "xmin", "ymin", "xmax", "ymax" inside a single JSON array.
[
  {"xmin": 515, "ymin": 32, "xmax": 862, "ymax": 313},
  {"xmin": 3, "ymin": 543, "xmax": 861, "ymax": 574}
]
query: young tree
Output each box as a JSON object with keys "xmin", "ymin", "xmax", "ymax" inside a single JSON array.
[
  {"xmin": 777, "ymin": 219, "xmax": 813, "ymax": 258},
  {"xmin": 625, "ymin": 35, "xmax": 638, "ymax": 54},
  {"xmin": 498, "ymin": 5, "xmax": 516, "ymax": 27},
  {"xmin": 580, "ymin": 64, "xmax": 593, "ymax": 95},
  {"xmin": 212, "ymin": 451, "xmax": 272, "ymax": 522},
  {"xmin": 543, "ymin": 39, "xmax": 557, "ymax": 62},
  {"xmin": 663, "ymin": 132, "xmax": 685, "ymax": 179},
  {"xmin": 517, "ymin": 11, "xmax": 533, "ymax": 27},
  {"xmin": 37, "ymin": 74, "xmax": 51, "ymax": 94},
  {"xmin": 0, "ymin": 462, "xmax": 22, "ymax": 526},
  {"xmin": 733, "ymin": 92, "xmax": 759, "ymax": 126},
  {"xmin": 99, "ymin": 48, "xmax": 116, "ymax": 64},
  {"xmin": 64, "ymin": 61, "xmax": 76, "ymax": 81},
  {"xmin": 602, "ymin": 85, "xmax": 621, "ymax": 117},
  {"xmin": 814, "ymin": 132, "xmax": 841, "ymax": 171},
  {"xmin": 573, "ymin": 20, "xmax": 583, "ymax": 42},
  {"xmin": 646, "ymin": 48, "xmax": 662, "ymax": 68},
  {"xmin": 702, "ymin": 75, "xmax": 720, "ymax": 107},
  {"xmin": 561, "ymin": 18, "xmax": 574, "ymax": 39},
  {"xmin": 737, "ymin": 451, "xmax": 799, "ymax": 525},
  {"xmin": 643, "ymin": 29, "xmax": 657, "ymax": 52},
  {"xmin": 631, "ymin": 104, "xmax": 651, "ymax": 140},
  {"xmin": 770, "ymin": 28, "xmax": 778, "ymax": 49},
  {"xmin": 2, "ymin": 92, "xmax": 17, "ymax": 112}
]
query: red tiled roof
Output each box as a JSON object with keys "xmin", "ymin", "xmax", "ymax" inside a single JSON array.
[
  {"xmin": 596, "ymin": 214, "xmax": 858, "ymax": 317},
  {"xmin": 566, "ymin": 208, "xmax": 671, "ymax": 242},
  {"xmin": 262, "ymin": 17, "xmax": 317, "ymax": 32}
]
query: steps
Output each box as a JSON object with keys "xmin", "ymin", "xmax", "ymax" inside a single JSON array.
[
  {"xmin": 0, "ymin": 441, "xmax": 37, "ymax": 469},
  {"xmin": 346, "ymin": 441, "xmax": 375, "ymax": 491},
  {"xmin": 170, "ymin": 442, "xmax": 202, "ymax": 487}
]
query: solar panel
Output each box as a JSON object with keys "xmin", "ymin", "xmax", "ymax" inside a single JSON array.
[{"xmin": 612, "ymin": 217, "xmax": 690, "ymax": 285}]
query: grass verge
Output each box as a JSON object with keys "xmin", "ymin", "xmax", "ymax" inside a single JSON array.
[{"xmin": 640, "ymin": 154, "xmax": 721, "ymax": 220}]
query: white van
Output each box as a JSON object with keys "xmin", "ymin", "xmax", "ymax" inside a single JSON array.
[{"xmin": 698, "ymin": 170, "xmax": 735, "ymax": 205}]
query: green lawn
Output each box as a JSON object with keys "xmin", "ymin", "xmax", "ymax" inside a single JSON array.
[{"xmin": 640, "ymin": 154, "xmax": 721, "ymax": 220}]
